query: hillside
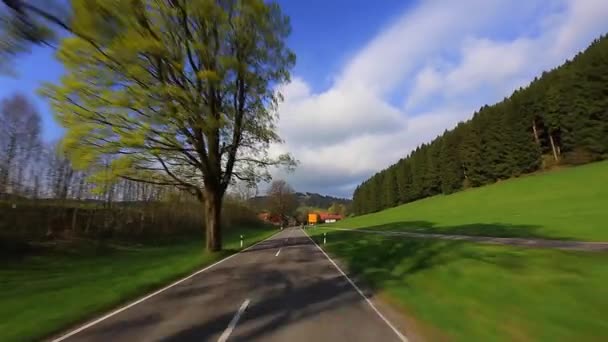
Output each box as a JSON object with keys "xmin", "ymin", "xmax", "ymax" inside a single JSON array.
[
  {"xmin": 331, "ymin": 161, "xmax": 608, "ymax": 241},
  {"xmin": 248, "ymin": 192, "xmax": 351, "ymax": 212},
  {"xmin": 307, "ymin": 162, "xmax": 608, "ymax": 341},
  {"xmin": 353, "ymin": 34, "xmax": 608, "ymax": 215}
]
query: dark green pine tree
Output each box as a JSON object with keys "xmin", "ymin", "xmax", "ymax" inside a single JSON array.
[
  {"xmin": 396, "ymin": 158, "xmax": 413, "ymax": 204},
  {"xmin": 425, "ymin": 140, "xmax": 443, "ymax": 196},
  {"xmin": 480, "ymin": 104, "xmax": 514, "ymax": 180},
  {"xmin": 409, "ymin": 146, "xmax": 428, "ymax": 200},
  {"xmin": 506, "ymin": 94, "xmax": 542, "ymax": 174},
  {"xmin": 516, "ymin": 81, "xmax": 552, "ymax": 158},
  {"xmin": 560, "ymin": 38, "xmax": 608, "ymax": 161},
  {"xmin": 359, "ymin": 180, "xmax": 371, "ymax": 214},
  {"xmin": 460, "ymin": 118, "xmax": 487, "ymax": 187},
  {"xmin": 383, "ymin": 165, "xmax": 400, "ymax": 209},
  {"xmin": 542, "ymin": 71, "xmax": 568, "ymax": 163},
  {"xmin": 371, "ymin": 172, "xmax": 384, "ymax": 212},
  {"xmin": 364, "ymin": 182, "xmax": 374, "ymax": 214},
  {"xmin": 355, "ymin": 181, "xmax": 366, "ymax": 214},
  {"xmin": 440, "ymin": 129, "xmax": 465, "ymax": 194},
  {"xmin": 352, "ymin": 185, "xmax": 361, "ymax": 215}
]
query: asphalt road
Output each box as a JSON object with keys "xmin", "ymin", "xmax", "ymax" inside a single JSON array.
[{"xmin": 52, "ymin": 227, "xmax": 407, "ymax": 342}]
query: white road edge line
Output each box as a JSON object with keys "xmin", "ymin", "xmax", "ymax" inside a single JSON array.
[
  {"xmin": 50, "ymin": 231, "xmax": 282, "ymax": 342},
  {"xmin": 300, "ymin": 228, "xmax": 409, "ymax": 342},
  {"xmin": 217, "ymin": 299, "xmax": 250, "ymax": 342},
  {"xmin": 275, "ymin": 248, "xmax": 281, "ymax": 257}
]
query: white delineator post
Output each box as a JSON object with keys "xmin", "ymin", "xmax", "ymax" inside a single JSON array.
[
  {"xmin": 240, "ymin": 235, "xmax": 243, "ymax": 249},
  {"xmin": 323, "ymin": 232, "xmax": 326, "ymax": 245}
]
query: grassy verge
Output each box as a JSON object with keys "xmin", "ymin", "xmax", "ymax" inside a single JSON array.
[
  {"xmin": 0, "ymin": 226, "xmax": 277, "ymax": 342},
  {"xmin": 307, "ymin": 227, "xmax": 608, "ymax": 341},
  {"xmin": 338, "ymin": 161, "xmax": 608, "ymax": 241}
]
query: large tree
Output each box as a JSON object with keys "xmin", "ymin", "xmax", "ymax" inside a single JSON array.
[
  {"xmin": 41, "ymin": 0, "xmax": 296, "ymax": 251},
  {"xmin": 266, "ymin": 179, "xmax": 297, "ymax": 227}
]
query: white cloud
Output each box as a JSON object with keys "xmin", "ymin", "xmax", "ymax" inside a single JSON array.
[
  {"xmin": 271, "ymin": 0, "xmax": 608, "ymax": 198},
  {"xmin": 277, "ymin": 79, "xmax": 406, "ymax": 147},
  {"xmin": 405, "ymin": 66, "xmax": 442, "ymax": 110}
]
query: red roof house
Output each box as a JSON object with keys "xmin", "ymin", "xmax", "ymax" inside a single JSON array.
[{"xmin": 318, "ymin": 213, "xmax": 343, "ymax": 222}]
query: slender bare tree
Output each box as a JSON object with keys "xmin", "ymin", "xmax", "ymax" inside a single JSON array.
[{"xmin": 0, "ymin": 93, "xmax": 41, "ymax": 194}]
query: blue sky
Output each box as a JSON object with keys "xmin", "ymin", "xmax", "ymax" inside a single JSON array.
[
  {"xmin": 279, "ymin": 0, "xmax": 412, "ymax": 94},
  {"xmin": 1, "ymin": 0, "xmax": 412, "ymax": 142},
  {"xmin": 1, "ymin": 0, "xmax": 608, "ymax": 198}
]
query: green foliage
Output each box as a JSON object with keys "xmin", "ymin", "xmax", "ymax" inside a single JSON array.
[
  {"xmin": 266, "ymin": 179, "xmax": 298, "ymax": 225},
  {"xmin": 353, "ymin": 35, "xmax": 608, "ymax": 215},
  {"xmin": 42, "ymin": 0, "xmax": 295, "ymax": 198},
  {"xmin": 382, "ymin": 166, "xmax": 399, "ymax": 208},
  {"xmin": 328, "ymin": 202, "xmax": 348, "ymax": 216},
  {"xmin": 439, "ymin": 130, "xmax": 463, "ymax": 194},
  {"xmin": 39, "ymin": 0, "xmax": 296, "ymax": 250}
]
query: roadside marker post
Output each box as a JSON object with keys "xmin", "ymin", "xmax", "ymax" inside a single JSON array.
[
  {"xmin": 323, "ymin": 232, "xmax": 326, "ymax": 245},
  {"xmin": 240, "ymin": 235, "xmax": 243, "ymax": 249}
]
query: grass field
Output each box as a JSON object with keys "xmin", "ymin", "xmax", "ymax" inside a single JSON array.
[
  {"xmin": 0, "ymin": 227, "xmax": 276, "ymax": 342},
  {"xmin": 307, "ymin": 228, "xmax": 608, "ymax": 341},
  {"xmin": 338, "ymin": 161, "xmax": 608, "ymax": 241},
  {"xmin": 306, "ymin": 162, "xmax": 608, "ymax": 340}
]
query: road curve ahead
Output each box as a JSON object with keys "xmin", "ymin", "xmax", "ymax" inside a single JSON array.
[{"xmin": 51, "ymin": 227, "xmax": 407, "ymax": 342}]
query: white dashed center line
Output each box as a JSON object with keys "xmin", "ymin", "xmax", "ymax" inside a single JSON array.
[{"xmin": 217, "ymin": 299, "xmax": 250, "ymax": 342}]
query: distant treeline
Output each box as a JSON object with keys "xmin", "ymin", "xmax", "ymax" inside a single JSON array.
[
  {"xmin": 0, "ymin": 196, "xmax": 261, "ymax": 243},
  {"xmin": 248, "ymin": 191, "xmax": 351, "ymax": 212},
  {"xmin": 353, "ymin": 35, "xmax": 608, "ymax": 215}
]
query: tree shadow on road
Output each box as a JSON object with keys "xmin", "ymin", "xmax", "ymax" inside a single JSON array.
[
  {"xmin": 163, "ymin": 242, "xmax": 389, "ymax": 341},
  {"xmin": 81, "ymin": 234, "xmax": 390, "ymax": 341},
  {"xmin": 326, "ymin": 220, "xmax": 579, "ymax": 240},
  {"xmin": 160, "ymin": 274, "xmax": 365, "ymax": 341},
  {"xmin": 153, "ymin": 224, "xmax": 547, "ymax": 341},
  {"xmin": 308, "ymin": 221, "xmax": 571, "ymax": 293}
]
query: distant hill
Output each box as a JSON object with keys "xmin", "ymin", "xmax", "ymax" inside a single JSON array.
[{"xmin": 248, "ymin": 192, "xmax": 351, "ymax": 212}]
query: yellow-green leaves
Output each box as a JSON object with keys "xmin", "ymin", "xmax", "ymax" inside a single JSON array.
[
  {"xmin": 41, "ymin": 0, "xmax": 295, "ymax": 197},
  {"xmin": 110, "ymin": 156, "xmax": 134, "ymax": 174},
  {"xmin": 119, "ymin": 127, "xmax": 147, "ymax": 148},
  {"xmin": 197, "ymin": 69, "xmax": 221, "ymax": 83}
]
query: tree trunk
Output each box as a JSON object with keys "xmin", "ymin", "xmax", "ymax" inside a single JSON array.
[
  {"xmin": 85, "ymin": 210, "xmax": 93, "ymax": 234},
  {"xmin": 549, "ymin": 133, "xmax": 559, "ymax": 162},
  {"xmin": 1, "ymin": 136, "xmax": 16, "ymax": 193},
  {"xmin": 204, "ymin": 189, "xmax": 223, "ymax": 252},
  {"xmin": 71, "ymin": 208, "xmax": 78, "ymax": 232},
  {"xmin": 532, "ymin": 119, "xmax": 540, "ymax": 145},
  {"xmin": 76, "ymin": 176, "xmax": 84, "ymax": 200}
]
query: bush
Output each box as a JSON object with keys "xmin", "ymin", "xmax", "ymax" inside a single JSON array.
[{"xmin": 1, "ymin": 199, "xmax": 267, "ymax": 243}]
